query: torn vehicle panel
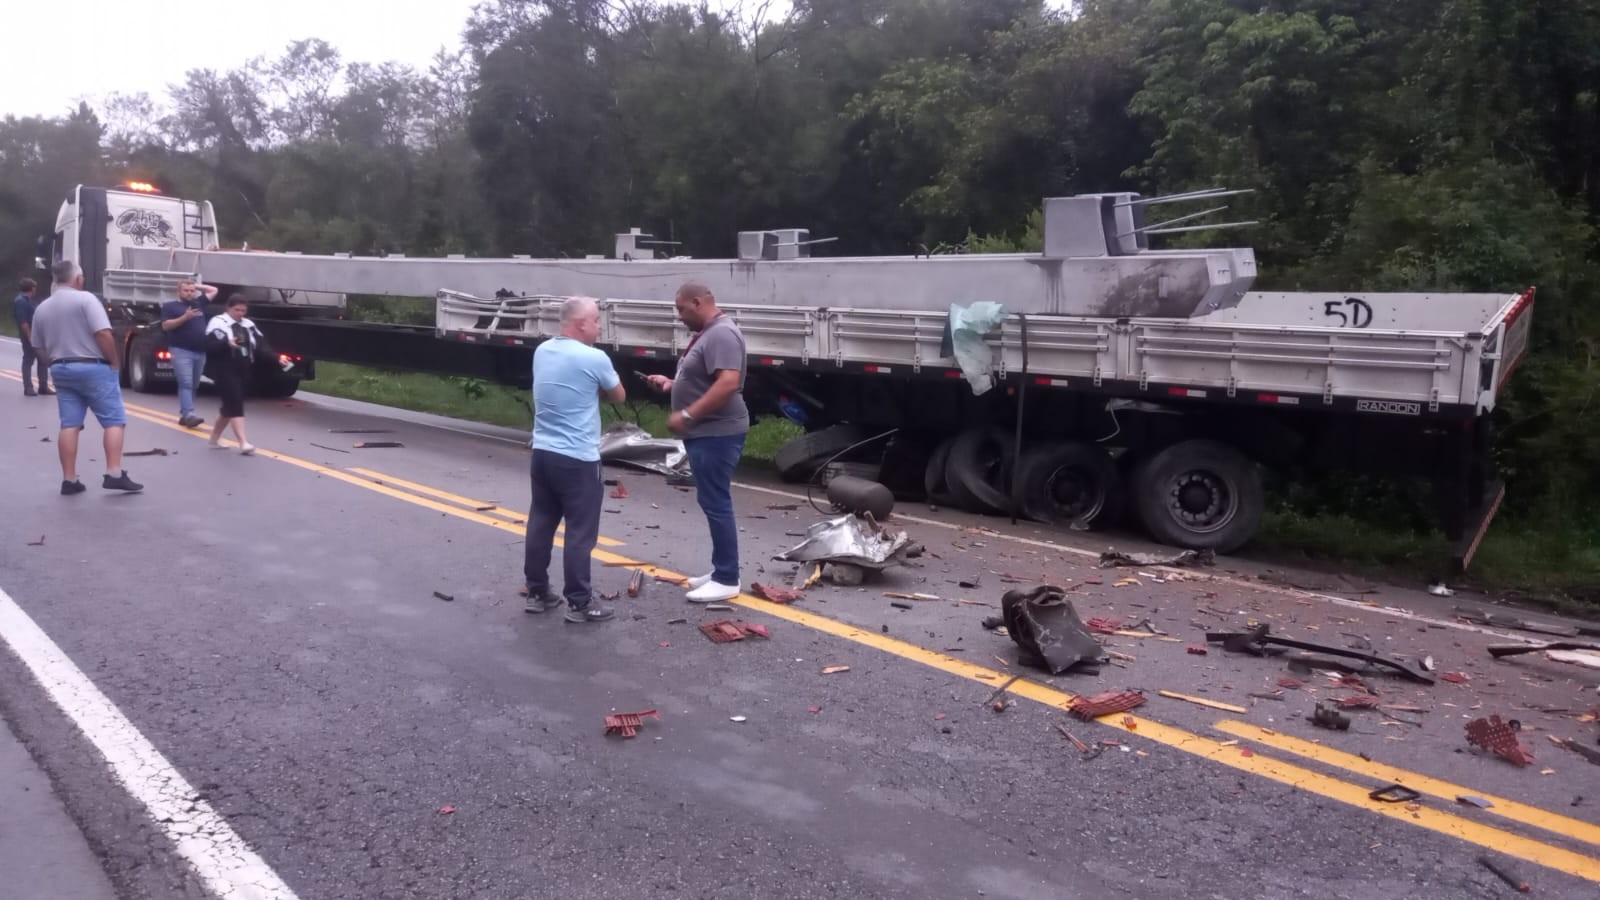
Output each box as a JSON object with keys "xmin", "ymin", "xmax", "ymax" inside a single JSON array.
[
  {"xmin": 1098, "ymin": 548, "xmax": 1216, "ymax": 569},
  {"xmin": 1465, "ymin": 715, "xmax": 1537, "ymax": 767},
  {"xmin": 598, "ymin": 422, "xmax": 691, "ymax": 478},
  {"xmin": 776, "ymin": 514, "xmax": 917, "ymax": 571},
  {"xmin": 1000, "ymin": 585, "xmax": 1108, "ymax": 675}
]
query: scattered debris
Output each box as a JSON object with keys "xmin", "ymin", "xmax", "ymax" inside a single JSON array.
[
  {"xmin": 26, "ymin": 535, "xmax": 44, "ymax": 547},
  {"xmin": 1547, "ymin": 735, "xmax": 1600, "ymax": 766},
  {"xmin": 1067, "ymin": 690, "xmax": 1146, "ymax": 721},
  {"xmin": 1421, "ymin": 655, "xmax": 1435, "ymax": 672},
  {"xmin": 1456, "ymin": 795, "xmax": 1495, "ymax": 809},
  {"xmin": 666, "ymin": 617, "xmax": 687, "ymax": 625},
  {"xmin": 808, "ymin": 706, "xmax": 822, "ymax": 714},
  {"xmin": 884, "ymin": 591, "xmax": 941, "ymax": 602},
  {"xmin": 1207, "ymin": 624, "xmax": 1435, "ymax": 685},
  {"xmin": 890, "ymin": 601, "xmax": 913, "ymax": 610},
  {"xmin": 958, "ymin": 576, "xmax": 982, "ymax": 589},
  {"xmin": 1085, "ymin": 616, "xmax": 1125, "ymax": 635},
  {"xmin": 432, "ymin": 591, "xmax": 455, "ymax": 603},
  {"xmin": 604, "ymin": 710, "xmax": 660, "ymax": 738},
  {"xmin": 1158, "ymin": 690, "xmax": 1247, "ymax": 713},
  {"xmin": 1053, "ymin": 724, "xmax": 1097, "ymax": 757},
  {"xmin": 793, "ymin": 562, "xmax": 824, "ymax": 590},
  {"xmin": 1334, "ymin": 695, "xmax": 1381, "ymax": 710},
  {"xmin": 1457, "ymin": 607, "xmax": 1583, "ymax": 638},
  {"xmin": 751, "ymin": 582, "xmax": 804, "ymax": 604},
  {"xmin": 1427, "ymin": 583, "xmax": 1455, "ymax": 597},
  {"xmin": 705, "ymin": 603, "xmax": 735, "ymax": 612},
  {"xmin": 1545, "ymin": 649, "xmax": 1600, "ymax": 670},
  {"xmin": 1000, "ymin": 585, "xmax": 1108, "ymax": 675},
  {"xmin": 1186, "ymin": 645, "xmax": 1208, "ymax": 656},
  {"xmin": 439, "ymin": 805, "xmax": 456, "ymax": 815},
  {"xmin": 1311, "ymin": 703, "xmax": 1352, "ymax": 731},
  {"xmin": 984, "ymin": 675, "xmax": 1021, "ymax": 710},
  {"xmin": 1369, "ymin": 784, "xmax": 1421, "ymax": 803},
  {"xmin": 700, "ymin": 621, "xmax": 769, "ymax": 643},
  {"xmin": 1487, "ymin": 640, "xmax": 1600, "ymax": 659},
  {"xmin": 1247, "ymin": 691, "xmax": 1286, "ymax": 701},
  {"xmin": 766, "ymin": 503, "xmax": 800, "ymax": 511},
  {"xmin": 1098, "ymin": 548, "xmax": 1215, "ymax": 569},
  {"xmin": 1477, "ymin": 856, "xmax": 1530, "ymax": 893},
  {"xmin": 309, "ymin": 442, "xmax": 352, "ymax": 453},
  {"xmin": 1257, "ymin": 570, "xmax": 1379, "ymax": 594},
  {"xmin": 821, "ymin": 665, "xmax": 850, "ymax": 675},
  {"xmin": 1440, "ymin": 672, "xmax": 1471, "ymax": 684},
  {"xmin": 124, "ymin": 448, "xmax": 169, "ymax": 457},
  {"xmin": 729, "ymin": 716, "xmax": 747, "ymax": 723},
  {"xmin": 627, "ymin": 569, "xmax": 645, "ymax": 598},
  {"xmin": 1465, "ymin": 715, "xmax": 1537, "ymax": 767},
  {"xmin": 1277, "ymin": 677, "xmax": 1304, "ymax": 690},
  {"xmin": 1113, "ymin": 578, "xmax": 1140, "ymax": 588},
  {"xmin": 353, "ymin": 441, "xmax": 404, "ymax": 449},
  {"xmin": 653, "ymin": 572, "xmax": 688, "ymax": 586},
  {"xmin": 609, "ymin": 481, "xmax": 629, "ymax": 499}
]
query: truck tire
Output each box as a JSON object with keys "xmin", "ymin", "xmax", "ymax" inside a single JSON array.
[
  {"xmin": 1011, "ymin": 441, "xmax": 1119, "ymax": 528},
  {"xmin": 253, "ymin": 376, "xmax": 301, "ymax": 399},
  {"xmin": 923, "ymin": 437, "xmax": 960, "ymax": 507},
  {"xmin": 945, "ymin": 426, "xmax": 1015, "ymax": 514},
  {"xmin": 126, "ymin": 335, "xmax": 162, "ymax": 394},
  {"xmin": 773, "ymin": 424, "xmax": 871, "ymax": 483},
  {"xmin": 1131, "ymin": 439, "xmax": 1262, "ymax": 553}
]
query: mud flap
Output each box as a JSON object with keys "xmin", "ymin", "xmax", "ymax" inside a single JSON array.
[{"xmin": 1451, "ymin": 480, "xmax": 1505, "ymax": 574}]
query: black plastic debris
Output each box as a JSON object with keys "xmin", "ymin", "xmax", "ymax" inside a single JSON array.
[
  {"xmin": 1098, "ymin": 548, "xmax": 1215, "ymax": 569},
  {"xmin": 1208, "ymin": 624, "xmax": 1435, "ymax": 685},
  {"xmin": 1000, "ymin": 585, "xmax": 1107, "ymax": 675}
]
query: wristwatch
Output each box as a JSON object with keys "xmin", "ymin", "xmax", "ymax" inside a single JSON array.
[{"xmin": 681, "ymin": 410, "xmax": 695, "ymax": 421}]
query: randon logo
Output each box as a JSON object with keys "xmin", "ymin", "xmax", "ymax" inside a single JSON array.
[
  {"xmin": 1356, "ymin": 399, "xmax": 1422, "ymax": 416},
  {"xmin": 114, "ymin": 208, "xmax": 179, "ymax": 247}
]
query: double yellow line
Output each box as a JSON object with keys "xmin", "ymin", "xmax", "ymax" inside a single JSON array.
[{"xmin": 13, "ymin": 373, "xmax": 1599, "ymax": 884}]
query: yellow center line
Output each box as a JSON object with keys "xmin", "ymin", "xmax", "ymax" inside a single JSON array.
[
  {"xmin": 16, "ymin": 375, "xmax": 1599, "ymax": 884},
  {"xmin": 1214, "ymin": 719, "xmax": 1600, "ymax": 848},
  {"xmin": 344, "ymin": 466, "xmax": 622, "ymax": 547}
]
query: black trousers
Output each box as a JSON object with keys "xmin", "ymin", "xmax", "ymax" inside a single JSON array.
[
  {"xmin": 213, "ymin": 358, "xmax": 247, "ymax": 418},
  {"xmin": 20, "ymin": 339, "xmax": 48, "ymax": 389},
  {"xmin": 524, "ymin": 450, "xmax": 603, "ymax": 608}
]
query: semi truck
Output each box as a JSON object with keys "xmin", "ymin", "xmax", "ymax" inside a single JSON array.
[{"xmin": 48, "ymin": 183, "xmax": 1531, "ymax": 569}]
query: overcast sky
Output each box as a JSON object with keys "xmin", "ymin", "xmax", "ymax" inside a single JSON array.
[{"xmin": 5, "ymin": 0, "xmax": 784, "ymax": 119}]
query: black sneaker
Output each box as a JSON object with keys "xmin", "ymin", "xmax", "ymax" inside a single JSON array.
[
  {"xmin": 38, "ymin": 386, "xmax": 55, "ymax": 395},
  {"xmin": 103, "ymin": 471, "xmax": 144, "ymax": 492},
  {"xmin": 523, "ymin": 590, "xmax": 561, "ymax": 614},
  {"xmin": 564, "ymin": 603, "xmax": 615, "ymax": 624},
  {"xmin": 23, "ymin": 385, "xmax": 36, "ymax": 397},
  {"xmin": 179, "ymin": 415, "xmax": 204, "ymax": 428},
  {"xmin": 60, "ymin": 479, "xmax": 86, "ymax": 496}
]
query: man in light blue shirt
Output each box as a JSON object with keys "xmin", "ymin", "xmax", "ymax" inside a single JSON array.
[{"xmin": 525, "ymin": 297, "xmax": 625, "ymax": 623}]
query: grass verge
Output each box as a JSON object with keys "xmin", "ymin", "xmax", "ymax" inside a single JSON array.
[{"xmin": 306, "ymin": 362, "xmax": 801, "ymax": 461}]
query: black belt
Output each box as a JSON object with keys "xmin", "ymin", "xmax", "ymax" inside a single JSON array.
[{"xmin": 50, "ymin": 357, "xmax": 109, "ymax": 366}]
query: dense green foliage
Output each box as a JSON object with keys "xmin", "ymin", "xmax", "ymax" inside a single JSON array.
[{"xmin": 3, "ymin": 1, "xmax": 1596, "ymax": 588}]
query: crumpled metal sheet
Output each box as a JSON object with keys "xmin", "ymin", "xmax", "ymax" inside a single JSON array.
[
  {"xmin": 776, "ymin": 515, "xmax": 914, "ymax": 570},
  {"xmin": 948, "ymin": 301, "xmax": 1007, "ymax": 395},
  {"xmin": 598, "ymin": 422, "xmax": 690, "ymax": 477},
  {"xmin": 1001, "ymin": 585, "xmax": 1107, "ymax": 675}
]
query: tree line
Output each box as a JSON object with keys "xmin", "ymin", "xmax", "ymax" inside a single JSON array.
[{"xmin": 2, "ymin": 0, "xmax": 1596, "ymax": 545}]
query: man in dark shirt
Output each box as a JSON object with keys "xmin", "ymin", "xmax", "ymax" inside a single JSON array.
[
  {"xmin": 160, "ymin": 277, "xmax": 218, "ymax": 427},
  {"xmin": 13, "ymin": 277, "xmax": 52, "ymax": 396}
]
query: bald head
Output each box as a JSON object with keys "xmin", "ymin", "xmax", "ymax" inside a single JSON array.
[
  {"xmin": 560, "ymin": 296, "xmax": 602, "ymax": 344},
  {"xmin": 674, "ymin": 282, "xmax": 720, "ymax": 331}
]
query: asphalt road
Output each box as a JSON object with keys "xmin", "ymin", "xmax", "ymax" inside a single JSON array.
[{"xmin": 1, "ymin": 339, "xmax": 1597, "ymax": 899}]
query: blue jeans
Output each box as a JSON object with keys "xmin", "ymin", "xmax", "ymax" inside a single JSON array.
[
  {"xmin": 170, "ymin": 346, "xmax": 206, "ymax": 418},
  {"xmin": 684, "ymin": 433, "xmax": 746, "ymax": 585},
  {"xmin": 50, "ymin": 362, "xmax": 125, "ymax": 429}
]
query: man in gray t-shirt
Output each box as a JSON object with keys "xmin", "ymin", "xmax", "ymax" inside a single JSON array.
[
  {"xmin": 646, "ymin": 282, "xmax": 751, "ymax": 602},
  {"xmin": 30, "ymin": 260, "xmax": 143, "ymax": 495}
]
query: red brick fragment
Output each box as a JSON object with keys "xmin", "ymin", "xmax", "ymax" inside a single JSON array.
[
  {"xmin": 1067, "ymin": 690, "xmax": 1147, "ymax": 721},
  {"xmin": 604, "ymin": 710, "xmax": 661, "ymax": 739},
  {"xmin": 1085, "ymin": 617, "xmax": 1124, "ymax": 634},
  {"xmin": 1186, "ymin": 646, "xmax": 1208, "ymax": 656},
  {"xmin": 1464, "ymin": 714, "xmax": 1535, "ymax": 767}
]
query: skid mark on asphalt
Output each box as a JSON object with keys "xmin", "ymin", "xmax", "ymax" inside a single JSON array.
[
  {"xmin": 28, "ymin": 383, "xmax": 1600, "ymax": 884},
  {"xmin": 0, "ymin": 586, "xmax": 300, "ymax": 899}
]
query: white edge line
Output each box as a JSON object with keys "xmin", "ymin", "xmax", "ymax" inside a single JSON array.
[{"xmin": 0, "ymin": 586, "xmax": 299, "ymax": 900}]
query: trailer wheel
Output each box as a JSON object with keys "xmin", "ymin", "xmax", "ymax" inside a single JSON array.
[
  {"xmin": 945, "ymin": 426, "xmax": 1015, "ymax": 514},
  {"xmin": 773, "ymin": 424, "xmax": 871, "ymax": 483},
  {"xmin": 126, "ymin": 335, "xmax": 163, "ymax": 394},
  {"xmin": 923, "ymin": 437, "xmax": 960, "ymax": 507},
  {"xmin": 1131, "ymin": 439, "xmax": 1262, "ymax": 553},
  {"xmin": 253, "ymin": 376, "xmax": 301, "ymax": 399},
  {"xmin": 1012, "ymin": 441, "xmax": 1119, "ymax": 528}
]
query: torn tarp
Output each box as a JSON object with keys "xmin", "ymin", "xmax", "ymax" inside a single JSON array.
[
  {"xmin": 775, "ymin": 514, "xmax": 917, "ymax": 571},
  {"xmin": 942, "ymin": 301, "xmax": 1006, "ymax": 395},
  {"xmin": 598, "ymin": 422, "xmax": 691, "ymax": 478},
  {"xmin": 1098, "ymin": 548, "xmax": 1216, "ymax": 569},
  {"xmin": 1001, "ymin": 585, "xmax": 1107, "ymax": 675}
]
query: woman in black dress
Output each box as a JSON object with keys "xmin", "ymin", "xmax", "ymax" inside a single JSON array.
[{"xmin": 204, "ymin": 294, "xmax": 263, "ymax": 455}]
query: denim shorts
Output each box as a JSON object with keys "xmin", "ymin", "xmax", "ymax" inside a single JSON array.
[{"xmin": 51, "ymin": 361, "xmax": 127, "ymax": 429}]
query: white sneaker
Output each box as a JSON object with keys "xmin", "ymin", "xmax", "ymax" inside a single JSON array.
[
  {"xmin": 239, "ymin": 444, "xmax": 257, "ymax": 456},
  {"xmin": 686, "ymin": 581, "xmax": 740, "ymax": 603},
  {"xmin": 686, "ymin": 572, "xmax": 715, "ymax": 590}
]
